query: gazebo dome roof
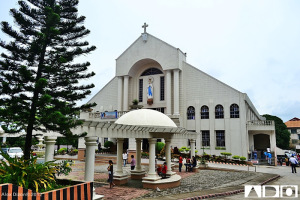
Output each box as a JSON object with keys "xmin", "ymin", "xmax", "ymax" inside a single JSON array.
[{"xmin": 115, "ymin": 109, "xmax": 177, "ymax": 127}]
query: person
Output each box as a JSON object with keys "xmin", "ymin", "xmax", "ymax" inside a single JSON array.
[
  {"xmin": 264, "ymin": 151, "xmax": 268, "ymax": 160},
  {"xmin": 191, "ymin": 156, "xmax": 197, "ymax": 170},
  {"xmin": 285, "ymin": 156, "xmax": 290, "ymax": 166},
  {"xmin": 107, "ymin": 160, "xmax": 115, "ymax": 188},
  {"xmin": 267, "ymin": 152, "xmax": 272, "ymax": 165},
  {"xmin": 122, "ymin": 151, "xmax": 128, "ymax": 167},
  {"xmin": 130, "ymin": 155, "xmax": 136, "ymax": 170},
  {"xmin": 185, "ymin": 157, "xmax": 191, "ymax": 172},
  {"xmin": 253, "ymin": 149, "xmax": 257, "ymax": 160},
  {"xmin": 162, "ymin": 162, "xmax": 167, "ymax": 179},
  {"xmin": 98, "ymin": 142, "xmax": 102, "ymax": 153},
  {"xmin": 157, "ymin": 164, "xmax": 162, "ymax": 176},
  {"xmin": 278, "ymin": 157, "xmax": 283, "ymax": 166},
  {"xmin": 178, "ymin": 155, "xmax": 183, "ymax": 172},
  {"xmin": 289, "ymin": 155, "xmax": 298, "ymax": 173}
]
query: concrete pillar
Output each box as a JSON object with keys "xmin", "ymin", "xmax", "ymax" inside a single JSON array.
[
  {"xmin": 165, "ymin": 139, "xmax": 172, "ymax": 175},
  {"xmin": 84, "ymin": 136, "xmax": 97, "ymax": 182},
  {"xmin": 123, "ymin": 76, "xmax": 129, "ymax": 111},
  {"xmin": 173, "ymin": 69, "xmax": 180, "ymax": 115},
  {"xmin": 115, "ymin": 138, "xmax": 124, "ymax": 176},
  {"xmin": 135, "ymin": 138, "xmax": 142, "ymax": 171},
  {"xmin": 44, "ymin": 136, "xmax": 57, "ymax": 162},
  {"xmin": 117, "ymin": 76, "xmax": 123, "ymax": 111},
  {"xmin": 166, "ymin": 70, "xmax": 172, "ymax": 115},
  {"xmin": 2, "ymin": 137, "xmax": 6, "ymax": 144},
  {"xmin": 142, "ymin": 138, "xmax": 160, "ymax": 181},
  {"xmin": 190, "ymin": 139, "xmax": 196, "ymax": 158}
]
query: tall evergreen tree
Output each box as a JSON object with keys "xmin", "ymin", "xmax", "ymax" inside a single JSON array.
[
  {"xmin": 0, "ymin": 0, "xmax": 96, "ymax": 159},
  {"xmin": 263, "ymin": 114, "xmax": 291, "ymax": 149}
]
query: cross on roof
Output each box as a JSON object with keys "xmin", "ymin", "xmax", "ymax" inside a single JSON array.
[{"xmin": 142, "ymin": 22, "xmax": 148, "ymax": 33}]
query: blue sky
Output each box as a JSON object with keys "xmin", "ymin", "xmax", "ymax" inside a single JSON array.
[{"xmin": 0, "ymin": 0, "xmax": 299, "ymax": 122}]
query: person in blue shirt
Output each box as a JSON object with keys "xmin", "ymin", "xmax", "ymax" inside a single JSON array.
[{"xmin": 267, "ymin": 152, "xmax": 272, "ymax": 165}]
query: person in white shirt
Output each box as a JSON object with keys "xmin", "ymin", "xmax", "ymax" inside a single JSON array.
[
  {"xmin": 122, "ymin": 151, "xmax": 128, "ymax": 167},
  {"xmin": 289, "ymin": 155, "xmax": 298, "ymax": 173}
]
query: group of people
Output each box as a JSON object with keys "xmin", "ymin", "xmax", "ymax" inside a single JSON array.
[
  {"xmin": 122, "ymin": 151, "xmax": 136, "ymax": 170},
  {"xmin": 157, "ymin": 162, "xmax": 167, "ymax": 178},
  {"xmin": 107, "ymin": 152, "xmax": 136, "ymax": 189},
  {"xmin": 178, "ymin": 155, "xmax": 197, "ymax": 172}
]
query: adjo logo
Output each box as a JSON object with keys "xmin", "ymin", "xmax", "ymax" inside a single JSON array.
[{"xmin": 245, "ymin": 185, "xmax": 298, "ymax": 198}]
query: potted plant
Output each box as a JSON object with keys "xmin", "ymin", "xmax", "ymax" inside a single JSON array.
[{"xmin": 129, "ymin": 99, "xmax": 143, "ymax": 110}]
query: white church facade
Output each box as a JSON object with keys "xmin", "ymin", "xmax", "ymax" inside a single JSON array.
[{"xmin": 80, "ymin": 26, "xmax": 276, "ymax": 160}]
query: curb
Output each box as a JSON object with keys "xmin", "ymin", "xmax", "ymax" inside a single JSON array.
[
  {"xmin": 180, "ymin": 175, "xmax": 281, "ymax": 199},
  {"xmin": 208, "ymin": 161, "xmax": 248, "ymax": 167}
]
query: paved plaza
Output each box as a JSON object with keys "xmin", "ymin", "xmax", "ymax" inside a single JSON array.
[{"xmin": 56, "ymin": 154, "xmax": 299, "ymax": 199}]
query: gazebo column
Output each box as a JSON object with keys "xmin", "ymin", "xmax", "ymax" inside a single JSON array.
[
  {"xmin": 165, "ymin": 139, "xmax": 175, "ymax": 176},
  {"xmin": 84, "ymin": 136, "xmax": 97, "ymax": 181},
  {"xmin": 190, "ymin": 139, "xmax": 196, "ymax": 158},
  {"xmin": 44, "ymin": 136, "xmax": 57, "ymax": 162},
  {"xmin": 114, "ymin": 138, "xmax": 129, "ymax": 185},
  {"xmin": 131, "ymin": 138, "xmax": 146, "ymax": 179},
  {"xmin": 143, "ymin": 138, "xmax": 160, "ymax": 181}
]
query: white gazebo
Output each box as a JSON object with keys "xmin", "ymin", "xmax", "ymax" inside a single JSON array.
[{"xmin": 74, "ymin": 109, "xmax": 197, "ymax": 188}]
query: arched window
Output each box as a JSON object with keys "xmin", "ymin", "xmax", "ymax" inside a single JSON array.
[
  {"xmin": 215, "ymin": 105, "xmax": 224, "ymax": 119},
  {"xmin": 187, "ymin": 106, "xmax": 195, "ymax": 120},
  {"xmin": 141, "ymin": 68, "xmax": 163, "ymax": 76},
  {"xmin": 230, "ymin": 104, "xmax": 239, "ymax": 118},
  {"xmin": 201, "ymin": 106, "xmax": 209, "ymax": 119}
]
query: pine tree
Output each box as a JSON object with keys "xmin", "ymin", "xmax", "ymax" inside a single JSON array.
[{"xmin": 0, "ymin": 0, "xmax": 96, "ymax": 160}]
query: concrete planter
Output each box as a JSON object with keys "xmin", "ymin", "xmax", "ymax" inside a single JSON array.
[
  {"xmin": 198, "ymin": 163, "xmax": 208, "ymax": 169},
  {"xmin": 0, "ymin": 180, "xmax": 93, "ymax": 200}
]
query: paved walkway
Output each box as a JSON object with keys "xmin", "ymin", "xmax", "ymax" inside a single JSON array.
[{"xmin": 56, "ymin": 155, "xmax": 299, "ymax": 200}]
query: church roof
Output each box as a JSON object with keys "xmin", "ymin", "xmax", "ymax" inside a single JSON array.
[
  {"xmin": 285, "ymin": 117, "xmax": 300, "ymax": 128},
  {"xmin": 115, "ymin": 109, "xmax": 177, "ymax": 127}
]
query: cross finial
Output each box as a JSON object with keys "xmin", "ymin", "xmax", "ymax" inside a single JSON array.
[{"xmin": 142, "ymin": 22, "xmax": 148, "ymax": 33}]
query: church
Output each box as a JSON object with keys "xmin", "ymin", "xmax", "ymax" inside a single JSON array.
[{"xmin": 80, "ymin": 24, "xmax": 276, "ymax": 160}]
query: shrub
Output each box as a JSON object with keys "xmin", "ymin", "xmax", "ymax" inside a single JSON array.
[
  {"xmin": 141, "ymin": 152, "xmax": 149, "ymax": 158},
  {"xmin": 220, "ymin": 152, "xmax": 232, "ymax": 156},
  {"xmin": 240, "ymin": 156, "xmax": 246, "ymax": 161},
  {"xmin": 56, "ymin": 160, "xmax": 73, "ymax": 176},
  {"xmin": 232, "ymin": 155, "xmax": 240, "ymax": 159},
  {"xmin": 104, "ymin": 141, "xmax": 114, "ymax": 148},
  {"xmin": 68, "ymin": 149, "xmax": 78, "ymax": 156},
  {"xmin": 58, "ymin": 147, "xmax": 67, "ymax": 155},
  {"xmin": 0, "ymin": 153, "xmax": 57, "ymax": 192},
  {"xmin": 156, "ymin": 142, "xmax": 165, "ymax": 154}
]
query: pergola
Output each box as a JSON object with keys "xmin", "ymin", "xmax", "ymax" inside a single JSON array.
[{"xmin": 73, "ymin": 109, "xmax": 198, "ymax": 188}]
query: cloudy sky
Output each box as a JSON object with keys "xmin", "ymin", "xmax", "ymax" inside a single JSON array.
[{"xmin": 1, "ymin": 0, "xmax": 299, "ymax": 122}]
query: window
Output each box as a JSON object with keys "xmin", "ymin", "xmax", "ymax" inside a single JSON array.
[
  {"xmin": 187, "ymin": 106, "xmax": 195, "ymax": 120},
  {"xmin": 141, "ymin": 68, "xmax": 163, "ymax": 76},
  {"xmin": 216, "ymin": 130, "xmax": 225, "ymax": 147},
  {"xmin": 139, "ymin": 79, "xmax": 143, "ymax": 102},
  {"xmin": 298, "ymin": 134, "xmax": 300, "ymax": 140},
  {"xmin": 230, "ymin": 104, "xmax": 239, "ymax": 118},
  {"xmin": 215, "ymin": 105, "xmax": 224, "ymax": 119},
  {"xmin": 160, "ymin": 76, "xmax": 165, "ymax": 101},
  {"xmin": 201, "ymin": 106, "xmax": 209, "ymax": 119},
  {"xmin": 291, "ymin": 129, "xmax": 297, "ymax": 134},
  {"xmin": 202, "ymin": 131, "xmax": 210, "ymax": 147}
]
